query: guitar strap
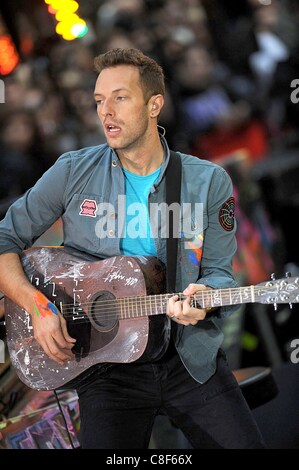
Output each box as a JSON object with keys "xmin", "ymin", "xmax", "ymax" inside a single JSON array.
[{"xmin": 165, "ymin": 150, "xmax": 182, "ymax": 293}]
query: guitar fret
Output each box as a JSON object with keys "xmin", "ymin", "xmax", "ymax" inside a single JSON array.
[
  {"xmin": 134, "ymin": 296, "xmax": 138, "ymax": 318},
  {"xmin": 201, "ymin": 291, "xmax": 206, "ymax": 309},
  {"xmin": 133, "ymin": 297, "xmax": 136, "ymax": 318},
  {"xmin": 125, "ymin": 297, "xmax": 129, "ymax": 319},
  {"xmin": 122, "ymin": 297, "xmax": 126, "ymax": 319},
  {"xmin": 209, "ymin": 290, "xmax": 213, "ymax": 308},
  {"xmin": 119, "ymin": 299, "xmax": 122, "ymax": 319},
  {"xmin": 158, "ymin": 295, "xmax": 164, "ymax": 315}
]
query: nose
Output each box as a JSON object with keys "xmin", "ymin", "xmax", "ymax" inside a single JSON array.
[{"xmin": 100, "ymin": 98, "xmax": 114, "ymax": 118}]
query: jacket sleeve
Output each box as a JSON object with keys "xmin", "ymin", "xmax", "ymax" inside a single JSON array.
[
  {"xmin": 0, "ymin": 153, "xmax": 71, "ymax": 254},
  {"xmin": 198, "ymin": 166, "xmax": 239, "ymax": 318}
]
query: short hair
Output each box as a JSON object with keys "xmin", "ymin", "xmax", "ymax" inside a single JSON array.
[{"xmin": 94, "ymin": 48, "xmax": 165, "ymax": 103}]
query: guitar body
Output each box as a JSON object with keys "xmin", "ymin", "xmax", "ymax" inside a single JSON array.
[{"xmin": 5, "ymin": 247, "xmax": 169, "ymax": 391}]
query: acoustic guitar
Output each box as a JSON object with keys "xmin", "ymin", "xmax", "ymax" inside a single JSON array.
[{"xmin": 4, "ymin": 246, "xmax": 299, "ymax": 391}]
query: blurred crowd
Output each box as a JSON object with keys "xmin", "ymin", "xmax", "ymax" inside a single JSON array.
[{"xmin": 1, "ymin": 0, "xmax": 299, "ymax": 277}]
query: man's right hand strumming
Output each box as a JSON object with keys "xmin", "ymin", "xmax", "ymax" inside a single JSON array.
[
  {"xmin": 0, "ymin": 252, "xmax": 76, "ymax": 365},
  {"xmin": 30, "ymin": 290, "xmax": 76, "ymax": 365}
]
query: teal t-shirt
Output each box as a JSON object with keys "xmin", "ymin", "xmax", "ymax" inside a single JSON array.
[{"xmin": 120, "ymin": 166, "xmax": 161, "ymax": 256}]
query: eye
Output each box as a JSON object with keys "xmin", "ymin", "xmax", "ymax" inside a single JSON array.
[
  {"xmin": 116, "ymin": 96, "xmax": 126, "ymax": 101},
  {"xmin": 95, "ymin": 100, "xmax": 103, "ymax": 106}
]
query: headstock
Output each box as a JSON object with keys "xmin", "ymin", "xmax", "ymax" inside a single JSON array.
[{"xmin": 256, "ymin": 273, "xmax": 299, "ymax": 308}]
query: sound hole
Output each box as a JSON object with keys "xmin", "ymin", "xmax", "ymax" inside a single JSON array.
[{"xmin": 89, "ymin": 291, "xmax": 119, "ymax": 332}]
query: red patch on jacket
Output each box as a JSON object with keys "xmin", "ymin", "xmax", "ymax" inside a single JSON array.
[{"xmin": 79, "ymin": 199, "xmax": 98, "ymax": 217}]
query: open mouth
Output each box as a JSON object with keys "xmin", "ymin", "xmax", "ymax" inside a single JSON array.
[{"xmin": 106, "ymin": 124, "xmax": 121, "ymax": 134}]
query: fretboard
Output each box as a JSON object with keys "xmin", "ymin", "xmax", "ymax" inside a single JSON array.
[{"xmin": 117, "ymin": 285, "xmax": 256, "ymax": 319}]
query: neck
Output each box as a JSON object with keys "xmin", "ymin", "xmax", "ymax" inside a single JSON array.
[{"xmin": 117, "ymin": 131, "xmax": 164, "ymax": 175}]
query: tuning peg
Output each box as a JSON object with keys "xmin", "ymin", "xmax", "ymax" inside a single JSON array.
[
  {"xmin": 289, "ymin": 303, "xmax": 293, "ymax": 309},
  {"xmin": 273, "ymin": 302, "xmax": 278, "ymax": 311},
  {"xmin": 271, "ymin": 273, "xmax": 276, "ymax": 281}
]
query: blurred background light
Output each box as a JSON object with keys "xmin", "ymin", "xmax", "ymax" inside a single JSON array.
[
  {"xmin": 45, "ymin": 0, "xmax": 88, "ymax": 41},
  {"xmin": 0, "ymin": 34, "xmax": 20, "ymax": 75}
]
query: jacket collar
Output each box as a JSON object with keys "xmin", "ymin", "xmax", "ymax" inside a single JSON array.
[{"xmin": 109, "ymin": 133, "xmax": 171, "ymax": 187}]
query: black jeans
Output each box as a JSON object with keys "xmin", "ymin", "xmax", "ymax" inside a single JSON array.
[{"xmin": 76, "ymin": 349, "xmax": 266, "ymax": 449}]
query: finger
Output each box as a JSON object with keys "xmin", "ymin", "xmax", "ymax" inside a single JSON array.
[
  {"xmin": 183, "ymin": 283, "xmax": 209, "ymax": 296},
  {"xmin": 175, "ymin": 317, "xmax": 197, "ymax": 326},
  {"xmin": 172, "ymin": 298, "xmax": 183, "ymax": 318},
  {"xmin": 38, "ymin": 327, "xmax": 74, "ymax": 359},
  {"xmin": 181, "ymin": 302, "xmax": 199, "ymax": 325},
  {"xmin": 182, "ymin": 297, "xmax": 191, "ymax": 317},
  {"xmin": 167, "ymin": 295, "xmax": 179, "ymax": 317},
  {"xmin": 183, "ymin": 300, "xmax": 207, "ymax": 322},
  {"xmin": 183, "ymin": 283, "xmax": 199, "ymax": 296},
  {"xmin": 45, "ymin": 336, "xmax": 74, "ymax": 363},
  {"xmin": 37, "ymin": 337, "xmax": 66, "ymax": 365},
  {"xmin": 59, "ymin": 315, "xmax": 77, "ymax": 345},
  {"xmin": 49, "ymin": 325, "xmax": 74, "ymax": 350}
]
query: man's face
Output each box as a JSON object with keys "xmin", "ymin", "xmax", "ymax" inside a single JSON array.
[{"xmin": 94, "ymin": 65, "xmax": 151, "ymax": 152}]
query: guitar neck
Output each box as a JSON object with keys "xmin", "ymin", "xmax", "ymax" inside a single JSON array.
[{"xmin": 118, "ymin": 285, "xmax": 256, "ymax": 319}]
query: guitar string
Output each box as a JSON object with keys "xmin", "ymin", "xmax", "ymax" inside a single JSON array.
[
  {"xmin": 61, "ymin": 294, "xmax": 246, "ymax": 315},
  {"xmin": 58, "ymin": 292, "xmax": 296, "ymax": 325},
  {"xmin": 57, "ymin": 283, "xmax": 293, "ymax": 313},
  {"xmin": 59, "ymin": 301, "xmax": 298, "ymax": 319},
  {"xmin": 58, "ymin": 296, "xmax": 295, "ymax": 321},
  {"xmin": 55, "ymin": 280, "xmax": 290, "ymax": 307}
]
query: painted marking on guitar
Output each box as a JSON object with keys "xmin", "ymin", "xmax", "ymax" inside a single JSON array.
[
  {"xmin": 24, "ymin": 350, "xmax": 30, "ymax": 365},
  {"xmin": 71, "ymin": 277, "xmax": 86, "ymax": 318},
  {"xmin": 103, "ymin": 268, "xmax": 138, "ymax": 287},
  {"xmin": 55, "ymin": 261, "xmax": 87, "ymax": 280},
  {"xmin": 12, "ymin": 311, "xmax": 34, "ymax": 332},
  {"xmin": 211, "ymin": 290, "xmax": 222, "ymax": 307}
]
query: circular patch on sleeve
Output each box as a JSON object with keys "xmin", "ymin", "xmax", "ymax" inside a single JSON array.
[{"xmin": 219, "ymin": 197, "xmax": 235, "ymax": 231}]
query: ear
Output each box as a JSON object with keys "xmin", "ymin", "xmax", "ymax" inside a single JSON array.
[{"xmin": 149, "ymin": 94, "xmax": 164, "ymax": 117}]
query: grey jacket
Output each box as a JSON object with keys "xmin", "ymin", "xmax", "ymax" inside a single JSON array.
[{"xmin": 0, "ymin": 136, "xmax": 238, "ymax": 383}]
